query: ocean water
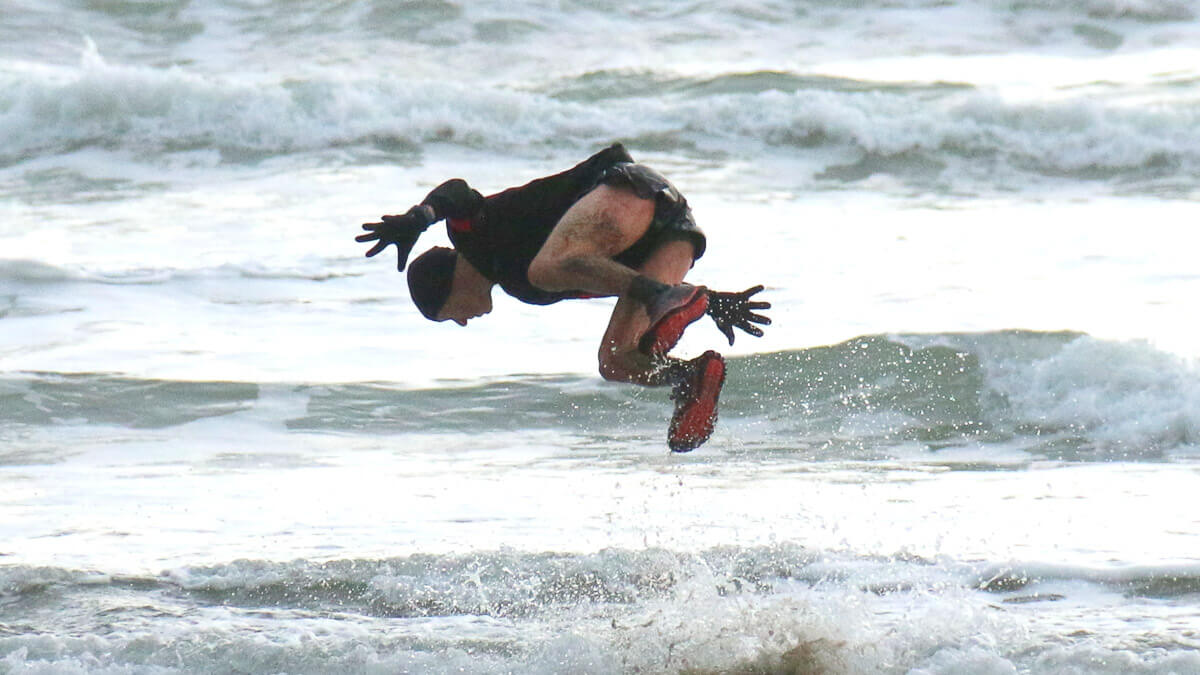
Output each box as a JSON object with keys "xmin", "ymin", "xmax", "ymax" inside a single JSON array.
[{"xmin": 3, "ymin": 1, "xmax": 1200, "ymax": 673}]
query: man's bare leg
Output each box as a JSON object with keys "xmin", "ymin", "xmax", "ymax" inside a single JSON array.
[{"xmin": 599, "ymin": 238, "xmax": 725, "ymax": 452}]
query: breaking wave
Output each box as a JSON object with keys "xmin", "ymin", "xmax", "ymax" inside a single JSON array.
[
  {"xmin": 3, "ymin": 331, "xmax": 1197, "ymax": 462},
  {"xmin": 3, "ymin": 43, "xmax": 1200, "ymax": 192}
]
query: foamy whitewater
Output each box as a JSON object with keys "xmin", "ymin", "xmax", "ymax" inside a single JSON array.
[{"xmin": 2, "ymin": 1, "xmax": 1200, "ymax": 673}]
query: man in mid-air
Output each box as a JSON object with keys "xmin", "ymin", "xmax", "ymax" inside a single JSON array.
[{"xmin": 356, "ymin": 143, "xmax": 770, "ymax": 452}]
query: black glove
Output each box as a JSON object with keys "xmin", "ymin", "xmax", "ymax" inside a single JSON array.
[
  {"xmin": 707, "ymin": 285, "xmax": 771, "ymax": 345},
  {"xmin": 356, "ymin": 205, "xmax": 436, "ymax": 271}
]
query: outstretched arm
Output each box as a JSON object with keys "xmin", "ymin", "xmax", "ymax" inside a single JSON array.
[{"xmin": 355, "ymin": 179, "xmax": 485, "ymax": 270}]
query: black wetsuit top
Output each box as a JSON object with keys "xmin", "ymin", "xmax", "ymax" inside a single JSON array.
[{"xmin": 420, "ymin": 143, "xmax": 706, "ymax": 305}]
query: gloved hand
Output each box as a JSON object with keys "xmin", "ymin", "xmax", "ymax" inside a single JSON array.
[
  {"xmin": 707, "ymin": 285, "xmax": 771, "ymax": 345},
  {"xmin": 355, "ymin": 204, "xmax": 436, "ymax": 271}
]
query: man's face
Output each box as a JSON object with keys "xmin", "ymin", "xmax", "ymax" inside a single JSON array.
[{"xmin": 436, "ymin": 260, "xmax": 493, "ymax": 326}]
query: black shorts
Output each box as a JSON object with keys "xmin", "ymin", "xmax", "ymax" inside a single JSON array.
[{"xmin": 597, "ymin": 163, "xmax": 707, "ymax": 269}]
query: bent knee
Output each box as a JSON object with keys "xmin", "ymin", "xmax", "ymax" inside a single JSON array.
[
  {"xmin": 597, "ymin": 352, "xmax": 626, "ymax": 383},
  {"xmin": 598, "ymin": 362, "xmax": 625, "ymax": 383},
  {"xmin": 598, "ymin": 345, "xmax": 636, "ymax": 383}
]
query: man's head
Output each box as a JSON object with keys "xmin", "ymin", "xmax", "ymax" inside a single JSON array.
[{"xmin": 407, "ymin": 247, "xmax": 494, "ymax": 326}]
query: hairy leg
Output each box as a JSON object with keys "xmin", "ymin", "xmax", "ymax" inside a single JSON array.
[
  {"xmin": 526, "ymin": 184, "xmax": 656, "ymax": 296},
  {"xmin": 597, "ymin": 239, "xmax": 697, "ymax": 384}
]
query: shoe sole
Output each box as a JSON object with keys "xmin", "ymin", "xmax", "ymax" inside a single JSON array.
[
  {"xmin": 668, "ymin": 351, "xmax": 726, "ymax": 453},
  {"xmin": 638, "ymin": 287, "xmax": 709, "ymax": 357}
]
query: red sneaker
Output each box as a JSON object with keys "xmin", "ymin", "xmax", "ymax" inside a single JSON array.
[
  {"xmin": 638, "ymin": 284, "xmax": 709, "ymax": 357},
  {"xmin": 668, "ymin": 350, "xmax": 726, "ymax": 452}
]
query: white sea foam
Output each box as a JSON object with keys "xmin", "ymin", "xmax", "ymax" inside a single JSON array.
[
  {"xmin": 3, "ymin": 40, "xmax": 1199, "ymax": 194},
  {"xmin": 5, "ymin": 550, "xmax": 1199, "ymax": 674}
]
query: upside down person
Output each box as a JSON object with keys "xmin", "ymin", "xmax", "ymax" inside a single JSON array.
[{"xmin": 356, "ymin": 143, "xmax": 770, "ymax": 452}]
